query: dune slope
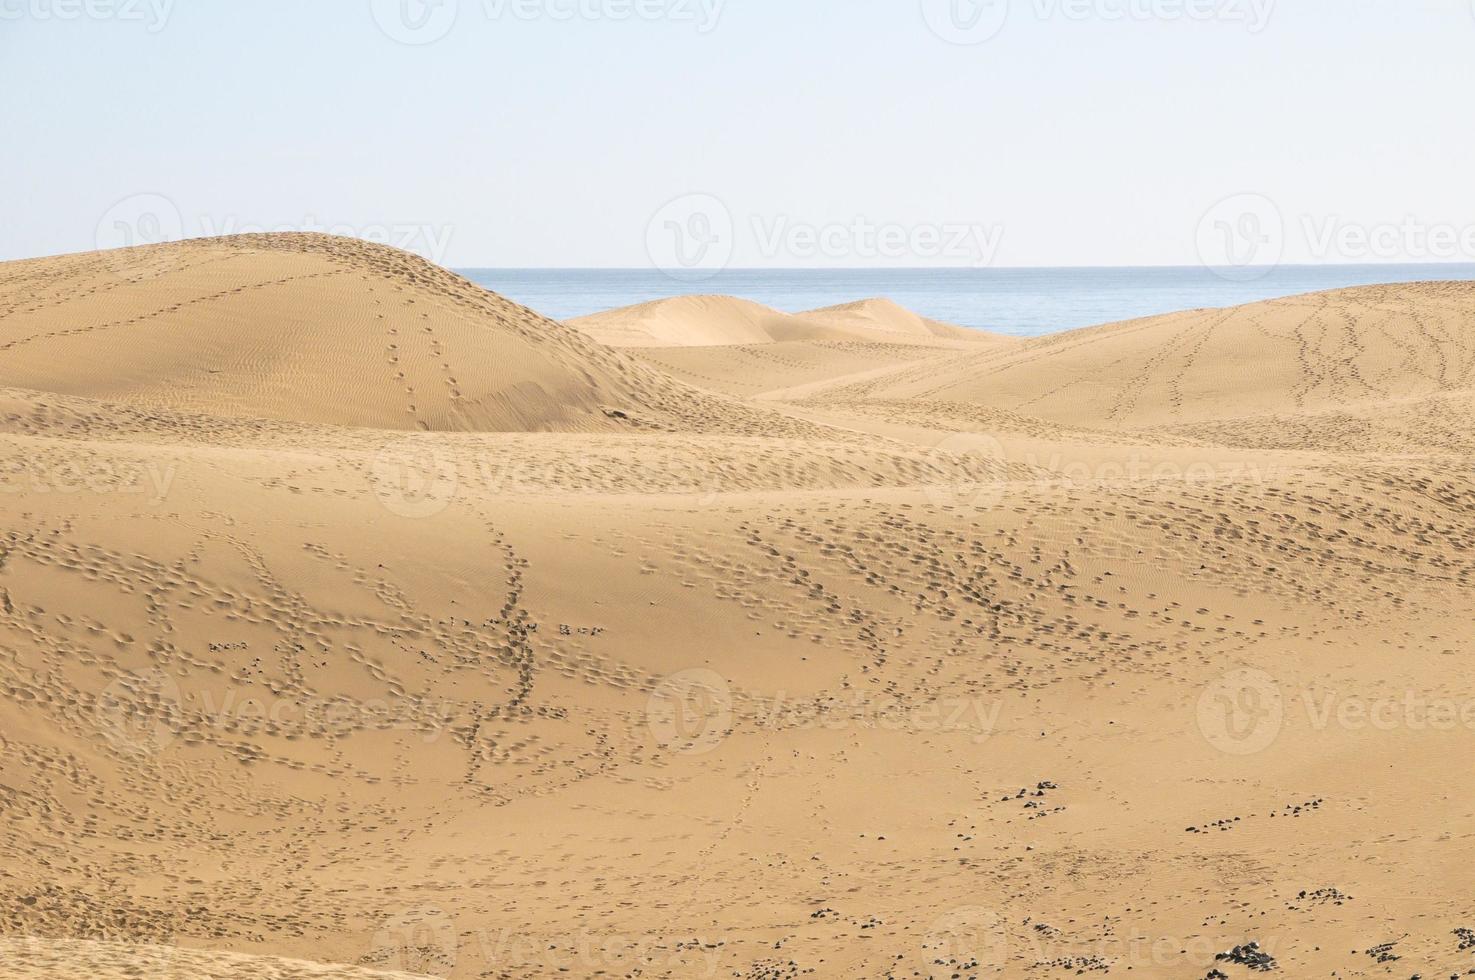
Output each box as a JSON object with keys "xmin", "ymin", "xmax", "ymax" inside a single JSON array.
[
  {"xmin": 0, "ymin": 235, "xmax": 787, "ymax": 434},
  {"xmin": 852, "ymin": 282, "xmax": 1475, "ymax": 438},
  {"xmin": 2, "ymin": 243, "xmax": 1474, "ymax": 979}
]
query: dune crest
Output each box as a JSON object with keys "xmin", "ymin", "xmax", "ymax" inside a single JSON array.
[
  {"xmin": 0, "ymin": 235, "xmax": 763, "ymax": 433},
  {"xmin": 570, "ymin": 293, "xmax": 1011, "ymax": 348},
  {"xmin": 800, "ymin": 296, "xmax": 990, "ymax": 342}
]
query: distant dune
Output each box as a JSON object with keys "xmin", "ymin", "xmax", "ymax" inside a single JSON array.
[
  {"xmin": 4, "ymin": 237, "xmax": 1474, "ymax": 979},
  {"xmin": 569, "ymin": 293, "xmax": 1014, "ymax": 348},
  {"xmin": 851, "ymin": 282, "xmax": 1475, "ymax": 435},
  {"xmin": 800, "ymin": 297, "xmax": 992, "ymax": 343}
]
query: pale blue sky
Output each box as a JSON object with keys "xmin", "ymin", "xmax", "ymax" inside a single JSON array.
[{"xmin": 3, "ymin": 0, "xmax": 1473, "ymax": 268}]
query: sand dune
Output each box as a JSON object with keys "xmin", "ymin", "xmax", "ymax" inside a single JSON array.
[
  {"xmin": 570, "ymin": 293, "xmax": 1011, "ymax": 348},
  {"xmin": 0, "ymin": 235, "xmax": 782, "ymax": 434},
  {"xmin": 800, "ymin": 296, "xmax": 991, "ymax": 342},
  {"xmin": 3, "ymin": 238, "xmax": 1474, "ymax": 978},
  {"xmin": 847, "ymin": 282, "xmax": 1475, "ymax": 436}
]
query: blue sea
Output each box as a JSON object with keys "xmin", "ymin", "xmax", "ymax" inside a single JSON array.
[{"xmin": 461, "ymin": 265, "xmax": 1475, "ymax": 339}]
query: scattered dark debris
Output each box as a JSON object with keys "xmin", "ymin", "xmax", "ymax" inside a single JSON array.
[
  {"xmin": 997, "ymin": 781, "xmax": 1065, "ymax": 819},
  {"xmin": 1033, "ymin": 953, "xmax": 1108, "ymax": 973},
  {"xmin": 1215, "ymin": 940, "xmax": 1276, "ymax": 972},
  {"xmin": 1287, "ymin": 887, "xmax": 1352, "ymax": 910},
  {"xmin": 1364, "ymin": 938, "xmax": 1402, "ymax": 963},
  {"xmin": 1187, "ymin": 817, "xmax": 1242, "ymax": 833},
  {"xmin": 1456, "ymin": 927, "xmax": 1475, "ymax": 952}
]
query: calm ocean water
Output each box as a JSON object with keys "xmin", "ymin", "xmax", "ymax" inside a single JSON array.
[{"xmin": 460, "ymin": 265, "xmax": 1475, "ymax": 339}]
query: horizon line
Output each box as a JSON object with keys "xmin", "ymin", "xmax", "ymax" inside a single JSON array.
[{"xmin": 453, "ymin": 262, "xmax": 1475, "ymax": 272}]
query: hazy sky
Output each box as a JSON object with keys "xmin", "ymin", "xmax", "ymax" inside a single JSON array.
[{"xmin": 4, "ymin": 0, "xmax": 1474, "ymax": 269}]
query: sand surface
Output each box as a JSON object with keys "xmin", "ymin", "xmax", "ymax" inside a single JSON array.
[
  {"xmin": 2, "ymin": 235, "xmax": 1474, "ymax": 978},
  {"xmin": 569, "ymin": 295, "xmax": 1011, "ymax": 348}
]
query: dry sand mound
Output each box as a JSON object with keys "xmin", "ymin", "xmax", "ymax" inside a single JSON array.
[
  {"xmin": 801, "ymin": 296, "xmax": 992, "ymax": 343},
  {"xmin": 571, "ymin": 294, "xmax": 1011, "ymax": 348},
  {"xmin": 4, "ymin": 240, "xmax": 1475, "ymax": 979},
  {"xmin": 0, "ymin": 235, "xmax": 769, "ymax": 434},
  {"xmin": 855, "ymin": 282, "xmax": 1475, "ymax": 433}
]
